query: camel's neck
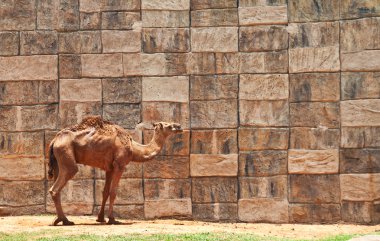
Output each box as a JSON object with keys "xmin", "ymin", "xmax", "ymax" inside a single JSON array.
[{"xmin": 131, "ymin": 130, "xmax": 167, "ymax": 162}]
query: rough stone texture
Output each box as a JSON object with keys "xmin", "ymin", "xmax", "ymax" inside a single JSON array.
[
  {"xmin": 192, "ymin": 177, "xmax": 237, "ymax": 203},
  {"xmin": 20, "ymin": 31, "xmax": 58, "ymax": 55},
  {"xmin": 59, "ymin": 54, "xmax": 81, "ymax": 78},
  {"xmin": 58, "ymin": 101, "xmax": 102, "ymax": 128},
  {"xmin": 288, "ymin": 22, "xmax": 339, "ymax": 48},
  {"xmin": 190, "ymin": 100, "xmax": 238, "ymax": 129},
  {"xmin": 239, "ymin": 151, "xmax": 287, "ymax": 177},
  {"xmin": 102, "ymin": 30, "xmax": 141, "ymax": 53},
  {"xmin": 191, "ymin": 129, "xmax": 237, "ymax": 154},
  {"xmin": 191, "ymin": 0, "xmax": 237, "ymax": 10},
  {"xmin": 288, "ymin": 0, "xmax": 339, "ymax": 22},
  {"xmin": 142, "ymin": 10, "xmax": 189, "ymax": 28},
  {"xmin": 340, "ymin": 149, "xmax": 380, "ymax": 174},
  {"xmin": 191, "ymin": 27, "xmax": 238, "ymax": 52},
  {"xmin": 60, "ymin": 79, "xmax": 102, "ymax": 102},
  {"xmin": 239, "ymin": 128, "xmax": 289, "ymax": 151},
  {"xmin": 102, "ymin": 77, "xmax": 142, "ymax": 104},
  {"xmin": 239, "ymin": 51, "xmax": 288, "ymax": 74},
  {"xmin": 0, "ymin": 181, "xmax": 45, "ymax": 206},
  {"xmin": 289, "ymin": 204, "xmax": 341, "ymax": 224},
  {"xmin": 341, "ymin": 127, "xmax": 380, "ymax": 148},
  {"xmin": 95, "ymin": 179, "xmax": 144, "ymax": 205},
  {"xmin": 192, "ymin": 203, "xmax": 237, "ymax": 221},
  {"xmin": 0, "ymin": 156, "xmax": 45, "ymax": 181},
  {"xmin": 290, "ymin": 102, "xmax": 340, "ymax": 128},
  {"xmin": 81, "ymin": 54, "xmax": 123, "ymax": 77},
  {"xmin": 238, "ymin": 199, "xmax": 289, "ymax": 223},
  {"xmin": 239, "ymin": 176, "xmax": 287, "ymax": 199},
  {"xmin": 289, "ymin": 175, "xmax": 340, "ymax": 203},
  {"xmin": 341, "ymin": 201, "xmax": 373, "ymax": 224},
  {"xmin": 144, "ymin": 179, "xmax": 191, "ymax": 200},
  {"xmin": 289, "ymin": 73, "xmax": 340, "ymax": 102},
  {"xmin": 143, "ymin": 28, "xmax": 190, "ymax": 53},
  {"xmin": 192, "ymin": 9, "xmax": 238, "ymax": 27},
  {"xmin": 342, "ymin": 50, "xmax": 380, "ymax": 71},
  {"xmin": 144, "ymin": 199, "xmax": 192, "ymax": 219},
  {"xmin": 239, "ymin": 26, "xmax": 288, "ymax": 52},
  {"xmin": 0, "ymin": 0, "xmax": 36, "ymax": 30},
  {"xmin": 288, "ymin": 149, "xmax": 339, "ymax": 174},
  {"xmin": 143, "ymin": 130, "xmax": 190, "ymax": 156},
  {"xmin": 190, "ymin": 75, "xmax": 238, "ymax": 100},
  {"xmin": 341, "ymin": 72, "xmax": 380, "ymax": 100},
  {"xmin": 289, "ymin": 47, "xmax": 340, "ymax": 73},
  {"xmin": 190, "ymin": 154, "xmax": 238, "ymax": 177},
  {"xmin": 101, "ymin": 12, "xmax": 140, "ymax": 30},
  {"xmin": 239, "ymin": 6, "xmax": 288, "ymax": 26},
  {"xmin": 0, "ymin": 32, "xmax": 19, "ymax": 55},
  {"xmin": 142, "ymin": 76, "xmax": 189, "ymax": 102},
  {"xmin": 240, "ymin": 74, "xmax": 288, "ymax": 100},
  {"xmin": 240, "ymin": 100, "xmax": 289, "ymax": 127},
  {"xmin": 143, "ymin": 156, "xmax": 190, "ymax": 179},
  {"xmin": 142, "ymin": 102, "xmax": 189, "ymax": 129},
  {"xmin": 340, "ymin": 0, "xmax": 380, "ymax": 19},
  {"xmin": 142, "ymin": 0, "xmax": 190, "ymax": 10},
  {"xmin": 290, "ymin": 127, "xmax": 340, "ymax": 149},
  {"xmin": 0, "ymin": 132, "xmax": 44, "ymax": 156},
  {"xmin": 80, "ymin": 12, "xmax": 101, "ymax": 30},
  {"xmin": 341, "ymin": 100, "xmax": 380, "ymax": 127},
  {"xmin": 103, "ymin": 104, "xmax": 141, "ymax": 129},
  {"xmin": 340, "ymin": 174, "xmax": 380, "ymax": 201}
]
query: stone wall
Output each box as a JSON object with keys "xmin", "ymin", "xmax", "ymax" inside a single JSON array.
[{"xmin": 0, "ymin": 0, "xmax": 379, "ymax": 224}]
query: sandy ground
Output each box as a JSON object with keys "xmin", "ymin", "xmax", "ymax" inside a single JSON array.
[{"xmin": 0, "ymin": 215, "xmax": 379, "ymax": 240}]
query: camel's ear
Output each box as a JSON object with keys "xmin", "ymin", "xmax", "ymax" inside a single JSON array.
[{"xmin": 153, "ymin": 122, "xmax": 163, "ymax": 129}]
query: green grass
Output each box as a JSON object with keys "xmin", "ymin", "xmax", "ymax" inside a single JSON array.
[{"xmin": 0, "ymin": 232, "xmax": 378, "ymax": 241}]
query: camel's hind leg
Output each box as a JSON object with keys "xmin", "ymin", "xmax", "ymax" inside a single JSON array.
[{"xmin": 49, "ymin": 145, "xmax": 78, "ymax": 226}]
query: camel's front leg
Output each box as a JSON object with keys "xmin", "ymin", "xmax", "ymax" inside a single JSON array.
[
  {"xmin": 96, "ymin": 171, "xmax": 112, "ymax": 223},
  {"xmin": 107, "ymin": 168, "xmax": 123, "ymax": 224}
]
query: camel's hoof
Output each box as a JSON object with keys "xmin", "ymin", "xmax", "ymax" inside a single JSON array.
[
  {"xmin": 107, "ymin": 218, "xmax": 122, "ymax": 225},
  {"xmin": 52, "ymin": 217, "xmax": 75, "ymax": 226},
  {"xmin": 96, "ymin": 218, "xmax": 106, "ymax": 223}
]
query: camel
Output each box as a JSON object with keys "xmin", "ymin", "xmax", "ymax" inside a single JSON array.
[{"xmin": 48, "ymin": 115, "xmax": 182, "ymax": 226}]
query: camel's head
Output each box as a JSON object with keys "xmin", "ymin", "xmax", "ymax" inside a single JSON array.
[{"xmin": 153, "ymin": 122, "xmax": 183, "ymax": 135}]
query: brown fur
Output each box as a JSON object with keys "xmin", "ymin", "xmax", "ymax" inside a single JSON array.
[{"xmin": 48, "ymin": 115, "xmax": 182, "ymax": 225}]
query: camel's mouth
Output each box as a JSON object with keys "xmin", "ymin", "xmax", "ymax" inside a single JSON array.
[{"xmin": 171, "ymin": 124, "xmax": 183, "ymax": 133}]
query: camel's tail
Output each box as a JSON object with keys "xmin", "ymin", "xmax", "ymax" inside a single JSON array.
[{"xmin": 48, "ymin": 142, "xmax": 57, "ymax": 179}]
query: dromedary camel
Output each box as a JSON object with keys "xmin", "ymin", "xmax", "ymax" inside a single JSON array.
[{"xmin": 48, "ymin": 115, "xmax": 182, "ymax": 225}]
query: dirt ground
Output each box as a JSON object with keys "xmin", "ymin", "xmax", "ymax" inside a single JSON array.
[{"xmin": 0, "ymin": 215, "xmax": 379, "ymax": 240}]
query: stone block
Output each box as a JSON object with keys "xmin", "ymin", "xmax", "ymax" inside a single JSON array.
[
  {"xmin": 239, "ymin": 176, "xmax": 287, "ymax": 199},
  {"xmin": 341, "ymin": 100, "xmax": 380, "ymax": 127},
  {"xmin": 123, "ymin": 53, "xmax": 188, "ymax": 76},
  {"xmin": 290, "ymin": 127, "xmax": 339, "ymax": 149},
  {"xmin": 79, "ymin": 31, "xmax": 101, "ymax": 53},
  {"xmin": 340, "ymin": 18, "xmax": 380, "ymax": 53},
  {"xmin": 59, "ymin": 54, "xmax": 81, "ymax": 78},
  {"xmin": 93, "ymin": 204, "xmax": 144, "ymax": 219},
  {"xmin": 190, "ymin": 75, "xmax": 238, "ymax": 100},
  {"xmin": 47, "ymin": 179, "xmax": 93, "ymax": 215},
  {"xmin": 289, "ymin": 47, "xmax": 340, "ymax": 73},
  {"xmin": 0, "ymin": 0, "xmax": 36, "ymax": 30},
  {"xmin": 341, "ymin": 201, "xmax": 373, "ymax": 224},
  {"xmin": 239, "ymin": 128, "xmax": 289, "ymax": 151},
  {"xmin": 340, "ymin": 0, "xmax": 380, "ymax": 19},
  {"xmin": 144, "ymin": 178, "xmax": 191, "ymax": 200},
  {"xmin": 290, "ymin": 102, "xmax": 340, "ymax": 128},
  {"xmin": 0, "ymin": 81, "xmax": 38, "ymax": 105},
  {"xmin": 143, "ymin": 28, "xmax": 190, "ymax": 53},
  {"xmin": 102, "ymin": 30, "xmax": 140, "ymax": 53},
  {"xmin": 238, "ymin": 151, "xmax": 288, "ymax": 177},
  {"xmin": 95, "ymin": 179, "xmax": 144, "ymax": 205},
  {"xmin": 101, "ymin": 0, "xmax": 140, "ymax": 11},
  {"xmin": 288, "ymin": 149, "xmax": 339, "ymax": 174},
  {"xmin": 238, "ymin": 199, "xmax": 289, "ymax": 223},
  {"xmin": 341, "ymin": 127, "xmax": 380, "ymax": 148},
  {"xmin": 0, "ymin": 205, "xmax": 45, "ymax": 216},
  {"xmin": 192, "ymin": 177, "xmax": 237, "ymax": 203},
  {"xmin": 101, "ymin": 11, "xmax": 140, "ymax": 30},
  {"xmin": 289, "ymin": 204, "xmax": 341, "ymax": 224},
  {"xmin": 39, "ymin": 80, "xmax": 59, "ymax": 104},
  {"xmin": 0, "ymin": 181, "xmax": 45, "ymax": 206},
  {"xmin": 142, "ymin": 0, "xmax": 190, "ymax": 10},
  {"xmin": 289, "ymin": 73, "xmax": 340, "ymax": 102},
  {"xmin": 144, "ymin": 199, "xmax": 192, "ymax": 219},
  {"xmin": 0, "ymin": 132, "xmax": 44, "ymax": 156},
  {"xmin": 59, "ymin": 101, "xmax": 102, "ymax": 128},
  {"xmin": 190, "ymin": 154, "xmax": 238, "ymax": 177},
  {"xmin": 239, "ymin": 26, "xmax": 288, "ymax": 51},
  {"xmin": 20, "ymin": 31, "xmax": 58, "ymax": 55},
  {"xmin": 239, "ymin": 51, "xmax": 288, "ymax": 73},
  {"xmin": 342, "ymin": 50, "xmax": 380, "ymax": 71},
  {"xmin": 340, "ymin": 149, "xmax": 380, "ymax": 174},
  {"xmin": 191, "ymin": 27, "xmax": 238, "ymax": 52},
  {"xmin": 341, "ymin": 174, "xmax": 380, "ymax": 201},
  {"xmin": 103, "ymin": 104, "xmax": 141, "ymax": 129},
  {"xmin": 80, "ymin": 12, "xmax": 101, "ymax": 30},
  {"xmin": 0, "ymin": 55, "xmax": 57, "ymax": 81},
  {"xmin": 0, "ymin": 106, "xmax": 17, "ymax": 131},
  {"xmin": 60, "ymin": 79, "xmax": 101, "ymax": 102},
  {"xmin": 216, "ymin": 53, "xmax": 239, "ymax": 74},
  {"xmin": 103, "ymin": 77, "xmax": 141, "ymax": 104},
  {"xmin": 192, "ymin": 203, "xmax": 237, "ymax": 221},
  {"xmin": 289, "ymin": 175, "xmax": 340, "ymax": 203},
  {"xmin": 191, "ymin": 9, "xmax": 238, "ymax": 27},
  {"xmin": 57, "ymin": 0, "xmax": 80, "ymax": 31},
  {"xmin": 58, "ymin": 32, "xmax": 81, "ymax": 53},
  {"xmin": 81, "ymin": 53, "xmax": 123, "ymax": 77},
  {"xmin": 79, "ymin": 0, "xmax": 100, "ymax": 12},
  {"xmin": 143, "ymin": 156, "xmax": 190, "ymax": 179},
  {"xmin": 240, "ymin": 100, "xmax": 289, "ymax": 127},
  {"xmin": 191, "ymin": 0, "xmax": 237, "ymax": 10},
  {"xmin": 190, "ymin": 100, "xmax": 238, "ymax": 128},
  {"xmin": 0, "ymin": 32, "xmax": 19, "ymax": 55},
  {"xmin": 288, "ymin": 0, "xmax": 339, "ymax": 22},
  {"xmin": 239, "ymin": 6, "xmax": 287, "ymax": 26},
  {"xmin": 240, "ymin": 74, "xmax": 288, "ymax": 100},
  {"xmin": 142, "ymin": 10, "xmax": 189, "ymax": 28},
  {"xmin": 187, "ymin": 53, "xmax": 215, "ymax": 75},
  {"xmin": 37, "ymin": 0, "xmax": 59, "ymax": 30},
  {"xmin": 289, "ymin": 22, "xmax": 339, "ymax": 48},
  {"xmin": 341, "ymin": 72, "xmax": 380, "ymax": 100},
  {"xmin": 142, "ymin": 102, "xmax": 189, "ymax": 129},
  {"xmin": 143, "ymin": 130, "xmax": 190, "ymax": 156},
  {"xmin": 0, "ymin": 155, "xmax": 44, "ymax": 181},
  {"xmin": 95, "ymin": 162, "xmax": 143, "ymax": 179},
  {"xmin": 142, "ymin": 76, "xmax": 189, "ymax": 102},
  {"xmin": 191, "ymin": 129, "xmax": 237, "ymax": 154}
]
